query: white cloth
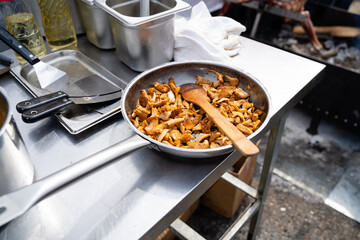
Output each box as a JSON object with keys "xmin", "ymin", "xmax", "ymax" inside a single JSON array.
[{"xmin": 174, "ymin": 1, "xmax": 246, "ymax": 64}]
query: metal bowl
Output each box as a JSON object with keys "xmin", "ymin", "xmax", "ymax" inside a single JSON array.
[{"xmin": 0, "ymin": 87, "xmax": 34, "ymax": 195}]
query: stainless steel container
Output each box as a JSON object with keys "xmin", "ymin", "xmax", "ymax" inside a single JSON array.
[
  {"xmin": 95, "ymin": 0, "xmax": 190, "ymax": 71},
  {"xmin": 75, "ymin": 0, "xmax": 115, "ymax": 49},
  {"xmin": 0, "ymin": 88, "xmax": 34, "ymax": 195}
]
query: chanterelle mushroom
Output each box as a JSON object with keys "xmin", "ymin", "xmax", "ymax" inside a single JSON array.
[{"xmin": 130, "ymin": 70, "xmax": 263, "ymax": 149}]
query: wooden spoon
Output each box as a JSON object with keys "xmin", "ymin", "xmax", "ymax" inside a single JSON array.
[{"xmin": 180, "ymin": 83, "xmax": 259, "ymax": 157}]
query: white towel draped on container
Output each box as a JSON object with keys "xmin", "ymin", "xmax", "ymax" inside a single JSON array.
[{"xmin": 174, "ymin": 1, "xmax": 246, "ymax": 63}]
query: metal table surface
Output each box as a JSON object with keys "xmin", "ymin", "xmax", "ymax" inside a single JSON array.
[{"xmin": 0, "ymin": 36, "xmax": 325, "ymax": 240}]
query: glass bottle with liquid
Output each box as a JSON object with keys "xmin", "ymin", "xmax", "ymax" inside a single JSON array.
[
  {"xmin": 0, "ymin": 0, "xmax": 47, "ymax": 64},
  {"xmin": 37, "ymin": 0, "xmax": 77, "ymax": 52}
]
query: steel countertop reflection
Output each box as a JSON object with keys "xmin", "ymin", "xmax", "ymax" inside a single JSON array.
[{"xmin": 0, "ymin": 36, "xmax": 325, "ymax": 240}]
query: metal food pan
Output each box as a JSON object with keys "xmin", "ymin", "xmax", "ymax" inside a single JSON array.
[
  {"xmin": 95, "ymin": 0, "xmax": 190, "ymax": 71},
  {"xmin": 95, "ymin": 0, "xmax": 190, "ymax": 26},
  {"xmin": 75, "ymin": 0, "xmax": 115, "ymax": 49},
  {"xmin": 10, "ymin": 50, "xmax": 127, "ymax": 134}
]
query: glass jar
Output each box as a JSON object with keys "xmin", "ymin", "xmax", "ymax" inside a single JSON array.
[
  {"xmin": 0, "ymin": 0, "xmax": 47, "ymax": 64},
  {"xmin": 37, "ymin": 0, "xmax": 77, "ymax": 52}
]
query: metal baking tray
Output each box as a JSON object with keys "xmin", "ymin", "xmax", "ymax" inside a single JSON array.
[{"xmin": 11, "ymin": 50, "xmax": 127, "ymax": 134}]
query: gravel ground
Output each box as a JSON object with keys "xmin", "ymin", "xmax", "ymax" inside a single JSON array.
[
  {"xmin": 252, "ymin": 175, "xmax": 360, "ymax": 240},
  {"xmin": 180, "ymin": 106, "xmax": 360, "ymax": 239},
  {"xmin": 184, "ymin": 170, "xmax": 360, "ymax": 240}
]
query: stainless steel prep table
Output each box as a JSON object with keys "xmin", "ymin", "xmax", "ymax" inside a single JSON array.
[{"xmin": 0, "ymin": 36, "xmax": 325, "ymax": 240}]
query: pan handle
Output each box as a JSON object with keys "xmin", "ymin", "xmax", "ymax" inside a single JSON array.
[
  {"xmin": 40, "ymin": 134, "xmax": 151, "ymax": 193},
  {"xmin": 0, "ymin": 134, "xmax": 152, "ymax": 227},
  {"xmin": 0, "ymin": 27, "xmax": 40, "ymax": 65}
]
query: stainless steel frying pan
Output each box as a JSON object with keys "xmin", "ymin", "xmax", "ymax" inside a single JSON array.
[
  {"xmin": 122, "ymin": 61, "xmax": 271, "ymax": 158},
  {"xmin": 0, "ymin": 61, "xmax": 271, "ymax": 226}
]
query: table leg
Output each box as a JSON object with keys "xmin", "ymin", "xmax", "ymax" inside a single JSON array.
[{"xmin": 247, "ymin": 116, "xmax": 287, "ymax": 240}]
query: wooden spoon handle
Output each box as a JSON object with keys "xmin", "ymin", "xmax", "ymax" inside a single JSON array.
[{"xmin": 199, "ymin": 99, "xmax": 259, "ymax": 156}]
